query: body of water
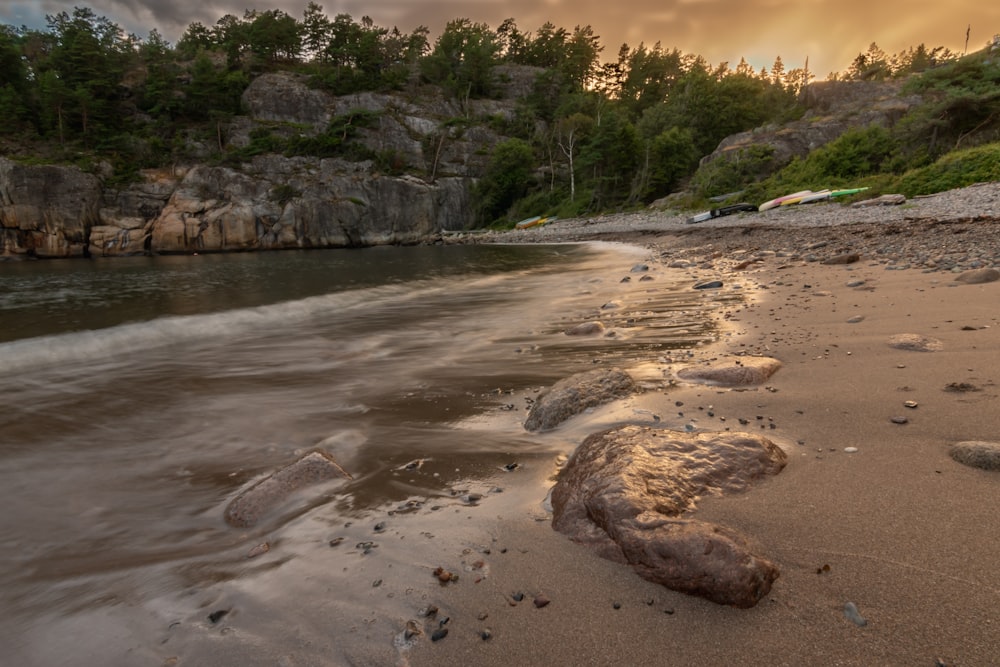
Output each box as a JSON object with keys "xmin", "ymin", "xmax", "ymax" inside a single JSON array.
[{"xmin": 0, "ymin": 243, "xmax": 738, "ymax": 665}]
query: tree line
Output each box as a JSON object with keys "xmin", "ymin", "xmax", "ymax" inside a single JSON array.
[{"xmin": 0, "ymin": 5, "xmax": 964, "ymax": 221}]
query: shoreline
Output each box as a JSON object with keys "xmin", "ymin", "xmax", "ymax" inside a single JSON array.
[{"xmin": 408, "ymin": 190, "xmax": 1000, "ymax": 665}]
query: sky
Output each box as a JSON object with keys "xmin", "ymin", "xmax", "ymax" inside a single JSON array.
[{"xmin": 2, "ymin": 0, "xmax": 999, "ymax": 78}]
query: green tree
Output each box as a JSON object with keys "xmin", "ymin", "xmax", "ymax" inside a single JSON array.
[
  {"xmin": 474, "ymin": 138, "xmax": 535, "ymax": 222},
  {"xmin": 618, "ymin": 42, "xmax": 684, "ymax": 115},
  {"xmin": 301, "ymin": 2, "xmax": 331, "ymax": 60},
  {"xmin": 41, "ymin": 8, "xmax": 131, "ymax": 143},
  {"xmin": 561, "ymin": 25, "xmax": 602, "ymax": 91},
  {"xmin": 247, "ymin": 9, "xmax": 302, "ymax": 67},
  {"xmin": 577, "ymin": 107, "xmax": 639, "ymax": 209},
  {"xmin": 0, "ymin": 26, "xmax": 30, "ymax": 133},
  {"xmin": 847, "ymin": 42, "xmax": 891, "ymax": 80},
  {"xmin": 177, "ymin": 21, "xmax": 214, "ymax": 58},
  {"xmin": 556, "ymin": 112, "xmax": 593, "ymax": 201},
  {"xmin": 420, "ymin": 18, "xmax": 501, "ymax": 100}
]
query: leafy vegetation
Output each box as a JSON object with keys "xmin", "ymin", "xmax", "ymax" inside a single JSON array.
[{"xmin": 1, "ymin": 5, "xmax": 997, "ymax": 226}]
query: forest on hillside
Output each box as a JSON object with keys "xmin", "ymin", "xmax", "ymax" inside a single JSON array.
[{"xmin": 2, "ymin": 5, "xmax": 997, "ymax": 223}]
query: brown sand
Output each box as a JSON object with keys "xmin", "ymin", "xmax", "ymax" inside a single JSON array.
[{"xmin": 407, "ymin": 231, "xmax": 1000, "ymax": 666}]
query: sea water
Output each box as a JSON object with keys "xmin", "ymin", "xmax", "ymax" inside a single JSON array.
[{"xmin": 0, "ymin": 243, "xmax": 737, "ymax": 664}]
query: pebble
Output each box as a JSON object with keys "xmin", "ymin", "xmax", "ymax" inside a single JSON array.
[
  {"xmin": 693, "ymin": 280, "xmax": 724, "ymax": 290},
  {"xmin": 904, "ymin": 400, "xmax": 918, "ymax": 409},
  {"xmin": 843, "ymin": 601, "xmax": 868, "ymax": 627},
  {"xmin": 404, "ymin": 620, "xmax": 422, "ymax": 640},
  {"xmin": 431, "ymin": 628, "xmax": 448, "ymax": 642},
  {"xmin": 480, "ymin": 629, "xmax": 492, "ymax": 640},
  {"xmin": 533, "ymin": 595, "xmax": 551, "ymax": 608},
  {"xmin": 207, "ymin": 609, "xmax": 230, "ymax": 624},
  {"xmin": 890, "ymin": 416, "xmax": 909, "ymax": 424},
  {"xmin": 844, "ymin": 447, "xmax": 858, "ymax": 453},
  {"xmin": 247, "ymin": 542, "xmax": 270, "ymax": 558},
  {"xmin": 434, "ymin": 567, "xmax": 456, "ymax": 583}
]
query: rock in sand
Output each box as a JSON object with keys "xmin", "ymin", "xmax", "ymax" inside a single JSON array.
[
  {"xmin": 949, "ymin": 441, "xmax": 1000, "ymax": 471},
  {"xmin": 954, "ymin": 268, "xmax": 1000, "ymax": 284},
  {"xmin": 888, "ymin": 334, "xmax": 943, "ymax": 352},
  {"xmin": 676, "ymin": 356, "xmax": 782, "ymax": 386},
  {"xmin": 551, "ymin": 425, "xmax": 786, "ymax": 607}
]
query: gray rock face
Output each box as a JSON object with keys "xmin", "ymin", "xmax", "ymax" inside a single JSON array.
[
  {"xmin": 242, "ymin": 72, "xmax": 333, "ymax": 128},
  {"xmin": 224, "ymin": 451, "xmax": 352, "ymax": 527},
  {"xmin": 148, "ymin": 158, "xmax": 471, "ymax": 253},
  {"xmin": 524, "ymin": 368, "xmax": 636, "ymax": 432},
  {"xmin": 551, "ymin": 426, "xmax": 786, "ymax": 607},
  {"xmin": 0, "ymin": 158, "xmax": 101, "ymax": 258}
]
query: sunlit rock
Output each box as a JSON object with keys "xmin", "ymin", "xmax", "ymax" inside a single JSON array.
[{"xmin": 551, "ymin": 426, "xmax": 785, "ymax": 607}]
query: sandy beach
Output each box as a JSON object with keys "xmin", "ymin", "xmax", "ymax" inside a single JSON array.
[{"xmin": 406, "ymin": 187, "xmax": 1000, "ymax": 666}]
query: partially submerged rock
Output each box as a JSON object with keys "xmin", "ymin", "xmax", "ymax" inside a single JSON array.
[
  {"xmin": 676, "ymin": 356, "xmax": 781, "ymax": 386},
  {"xmin": 949, "ymin": 441, "xmax": 1000, "ymax": 471},
  {"xmin": 551, "ymin": 426, "xmax": 786, "ymax": 607},
  {"xmin": 225, "ymin": 451, "xmax": 352, "ymax": 527},
  {"xmin": 564, "ymin": 321, "xmax": 606, "ymax": 336},
  {"xmin": 524, "ymin": 368, "xmax": 636, "ymax": 432},
  {"xmin": 888, "ymin": 333, "xmax": 943, "ymax": 352}
]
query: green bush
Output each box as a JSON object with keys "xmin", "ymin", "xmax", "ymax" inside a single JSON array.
[
  {"xmin": 690, "ymin": 144, "xmax": 776, "ymax": 198},
  {"xmin": 895, "ymin": 143, "xmax": 1000, "ymax": 195}
]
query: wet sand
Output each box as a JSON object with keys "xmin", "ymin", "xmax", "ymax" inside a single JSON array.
[{"xmin": 407, "ymin": 216, "xmax": 1000, "ymax": 665}]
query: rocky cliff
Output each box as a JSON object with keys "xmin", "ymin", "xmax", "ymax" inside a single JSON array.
[{"xmin": 1, "ymin": 68, "xmax": 542, "ymax": 259}]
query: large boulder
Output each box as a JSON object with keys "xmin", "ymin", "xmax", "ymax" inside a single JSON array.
[
  {"xmin": 524, "ymin": 368, "xmax": 636, "ymax": 432},
  {"xmin": 551, "ymin": 426, "xmax": 786, "ymax": 607},
  {"xmin": 0, "ymin": 158, "xmax": 101, "ymax": 258}
]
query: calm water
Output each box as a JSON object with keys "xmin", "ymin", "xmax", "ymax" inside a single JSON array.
[{"xmin": 0, "ymin": 244, "xmax": 739, "ymax": 665}]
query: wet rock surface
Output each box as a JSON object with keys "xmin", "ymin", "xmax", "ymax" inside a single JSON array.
[
  {"xmin": 676, "ymin": 356, "xmax": 782, "ymax": 386},
  {"xmin": 524, "ymin": 368, "xmax": 636, "ymax": 432},
  {"xmin": 224, "ymin": 451, "xmax": 352, "ymax": 527},
  {"xmin": 551, "ymin": 425, "xmax": 786, "ymax": 607}
]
